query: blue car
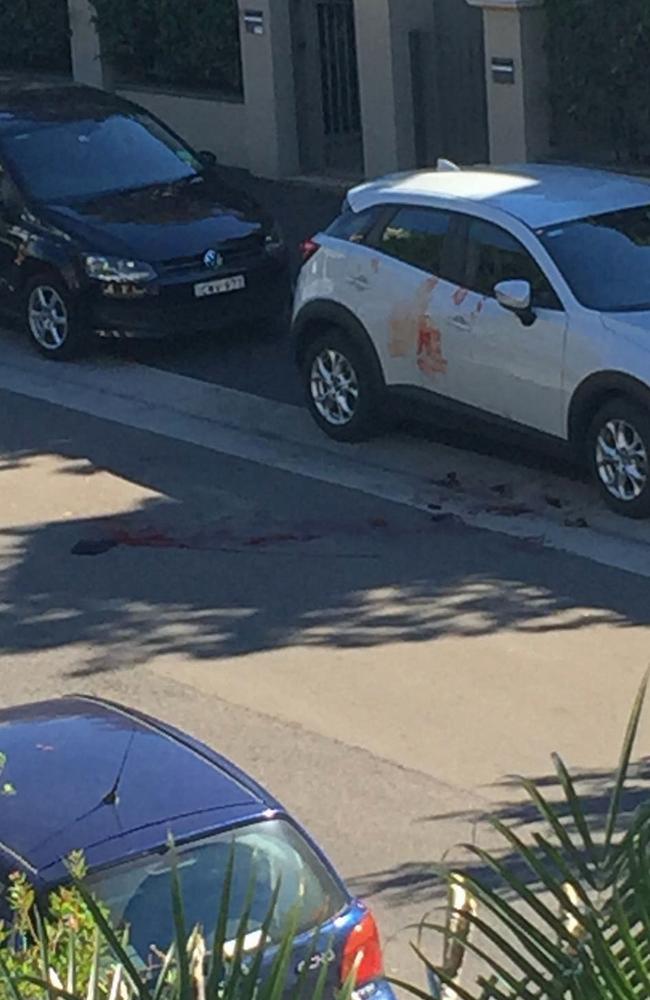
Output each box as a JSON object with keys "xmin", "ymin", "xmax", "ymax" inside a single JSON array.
[{"xmin": 0, "ymin": 697, "xmax": 394, "ymax": 998}]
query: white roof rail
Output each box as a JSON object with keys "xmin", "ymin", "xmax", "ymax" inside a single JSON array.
[{"xmin": 436, "ymin": 158, "xmax": 461, "ymax": 172}]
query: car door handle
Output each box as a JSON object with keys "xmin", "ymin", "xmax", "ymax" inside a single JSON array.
[
  {"xmin": 450, "ymin": 315, "xmax": 470, "ymax": 330},
  {"xmin": 347, "ymin": 274, "xmax": 369, "ymax": 289}
]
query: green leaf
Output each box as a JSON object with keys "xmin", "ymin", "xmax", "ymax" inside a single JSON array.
[
  {"xmin": 0, "ymin": 948, "xmax": 25, "ymax": 1000},
  {"xmin": 73, "ymin": 881, "xmax": 151, "ymax": 1000},
  {"xmin": 151, "ymin": 943, "xmax": 177, "ymax": 1000},
  {"xmin": 432, "ymin": 874, "xmax": 561, "ymax": 976},
  {"xmin": 258, "ymin": 907, "xmax": 300, "ymax": 1000},
  {"xmin": 235, "ymin": 878, "xmax": 282, "ymax": 1000},
  {"xmin": 387, "ymin": 976, "xmax": 444, "ymax": 1000},
  {"xmin": 66, "ymin": 925, "xmax": 77, "ymax": 996},
  {"xmin": 85, "ymin": 927, "xmax": 100, "ymax": 1000},
  {"xmin": 550, "ymin": 751, "xmax": 595, "ymax": 860},
  {"xmin": 605, "ymin": 671, "xmax": 649, "ymax": 852},
  {"xmin": 221, "ymin": 854, "xmax": 261, "ymax": 1000},
  {"xmin": 34, "ymin": 904, "xmax": 56, "ymax": 1000},
  {"xmin": 412, "ymin": 932, "xmax": 545, "ymax": 1000},
  {"xmin": 610, "ymin": 887, "xmax": 650, "ymax": 992},
  {"xmin": 531, "ymin": 833, "xmax": 591, "ymax": 909},
  {"xmin": 167, "ymin": 841, "xmax": 191, "ymax": 1000},
  {"xmin": 206, "ymin": 842, "xmax": 235, "ymax": 998},
  {"xmin": 488, "ymin": 818, "xmax": 590, "ymax": 937},
  {"xmin": 18, "ymin": 975, "xmax": 80, "ymax": 1000},
  {"xmin": 459, "ymin": 844, "xmax": 582, "ymax": 950},
  {"xmin": 515, "ymin": 776, "xmax": 596, "ymax": 887}
]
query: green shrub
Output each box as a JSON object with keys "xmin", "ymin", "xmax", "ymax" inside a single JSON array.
[
  {"xmin": 399, "ymin": 674, "xmax": 650, "ymax": 999},
  {"xmin": 0, "ymin": 843, "xmax": 357, "ymax": 1000},
  {"xmin": 0, "ymin": 0, "xmax": 71, "ymax": 75},
  {"xmin": 546, "ymin": 0, "xmax": 650, "ymax": 163},
  {"xmin": 92, "ymin": 0, "xmax": 243, "ymax": 97}
]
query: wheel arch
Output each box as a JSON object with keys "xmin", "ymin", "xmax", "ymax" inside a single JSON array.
[
  {"xmin": 16, "ymin": 251, "xmax": 79, "ymax": 295},
  {"xmin": 568, "ymin": 371, "xmax": 650, "ymax": 447},
  {"xmin": 292, "ymin": 299, "xmax": 385, "ymax": 386}
]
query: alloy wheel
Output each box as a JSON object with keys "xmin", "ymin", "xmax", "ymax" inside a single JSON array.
[
  {"xmin": 28, "ymin": 285, "xmax": 69, "ymax": 351},
  {"xmin": 595, "ymin": 418, "xmax": 648, "ymax": 503},
  {"xmin": 310, "ymin": 348, "xmax": 359, "ymax": 427}
]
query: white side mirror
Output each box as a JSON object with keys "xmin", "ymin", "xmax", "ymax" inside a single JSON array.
[{"xmin": 494, "ymin": 279, "xmax": 532, "ymax": 313}]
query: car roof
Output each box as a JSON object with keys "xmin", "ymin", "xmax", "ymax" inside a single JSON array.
[
  {"xmin": 0, "ymin": 82, "xmax": 137, "ymax": 136},
  {"xmin": 0, "ymin": 697, "xmax": 268, "ymax": 874},
  {"xmin": 348, "ymin": 163, "xmax": 650, "ymax": 229}
]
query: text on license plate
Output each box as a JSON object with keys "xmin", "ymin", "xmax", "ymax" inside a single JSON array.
[{"xmin": 194, "ymin": 275, "xmax": 246, "ymax": 298}]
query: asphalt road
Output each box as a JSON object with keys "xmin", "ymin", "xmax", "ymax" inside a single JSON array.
[{"xmin": 2, "ymin": 386, "xmax": 650, "ymax": 986}]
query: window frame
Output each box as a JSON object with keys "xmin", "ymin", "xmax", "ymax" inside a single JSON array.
[
  {"xmin": 455, "ymin": 212, "xmax": 564, "ymax": 312},
  {"xmin": 325, "ymin": 203, "xmax": 389, "ymax": 246},
  {"xmin": 368, "ymin": 202, "xmax": 466, "ymax": 283}
]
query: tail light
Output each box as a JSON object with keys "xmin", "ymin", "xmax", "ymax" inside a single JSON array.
[
  {"xmin": 340, "ymin": 910, "xmax": 384, "ymax": 987},
  {"xmin": 299, "ymin": 237, "xmax": 320, "ymax": 264}
]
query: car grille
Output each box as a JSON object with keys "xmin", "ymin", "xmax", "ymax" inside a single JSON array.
[{"xmin": 158, "ymin": 239, "xmax": 265, "ymax": 276}]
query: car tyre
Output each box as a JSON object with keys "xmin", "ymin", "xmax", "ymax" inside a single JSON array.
[
  {"xmin": 302, "ymin": 327, "xmax": 387, "ymax": 442},
  {"xmin": 587, "ymin": 397, "xmax": 650, "ymax": 518},
  {"xmin": 24, "ymin": 274, "xmax": 84, "ymax": 360}
]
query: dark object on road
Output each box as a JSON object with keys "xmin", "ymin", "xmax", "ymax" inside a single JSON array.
[
  {"xmin": 70, "ymin": 538, "xmax": 119, "ymax": 556},
  {"xmin": 0, "ymin": 83, "xmax": 291, "ymax": 359},
  {"xmin": 430, "ymin": 512, "xmax": 463, "ymax": 525},
  {"xmin": 564, "ymin": 515, "xmax": 589, "ymax": 528},
  {"xmin": 0, "ymin": 697, "xmax": 394, "ymax": 1000},
  {"xmin": 432, "ymin": 472, "xmax": 461, "ymax": 490},
  {"xmin": 484, "ymin": 502, "xmax": 533, "ymax": 517}
]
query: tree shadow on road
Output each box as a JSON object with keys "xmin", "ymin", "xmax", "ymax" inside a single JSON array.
[
  {"xmin": 348, "ymin": 755, "xmax": 650, "ymax": 912},
  {"xmin": 1, "ymin": 392, "xmax": 649, "ymax": 678}
]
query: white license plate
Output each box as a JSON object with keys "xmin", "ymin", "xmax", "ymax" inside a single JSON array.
[{"xmin": 194, "ymin": 274, "xmax": 246, "ymax": 298}]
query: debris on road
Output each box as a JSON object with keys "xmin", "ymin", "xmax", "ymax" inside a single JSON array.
[
  {"xmin": 71, "ymin": 539, "xmax": 119, "ymax": 556},
  {"xmin": 484, "ymin": 502, "xmax": 533, "ymax": 517}
]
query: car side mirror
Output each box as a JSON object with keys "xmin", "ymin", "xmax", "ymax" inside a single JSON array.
[
  {"xmin": 494, "ymin": 279, "xmax": 535, "ymax": 327},
  {"xmin": 197, "ymin": 149, "xmax": 217, "ymax": 170}
]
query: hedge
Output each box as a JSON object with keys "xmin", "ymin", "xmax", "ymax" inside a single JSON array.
[
  {"xmin": 0, "ymin": 0, "xmax": 71, "ymax": 75},
  {"xmin": 546, "ymin": 0, "xmax": 650, "ymax": 163},
  {"xmin": 92, "ymin": 0, "xmax": 243, "ymax": 97}
]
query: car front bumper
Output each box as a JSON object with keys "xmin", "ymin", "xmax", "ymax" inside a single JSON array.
[{"xmin": 84, "ymin": 252, "xmax": 291, "ymax": 339}]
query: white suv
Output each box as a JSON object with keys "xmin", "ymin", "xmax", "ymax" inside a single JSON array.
[{"xmin": 292, "ymin": 163, "xmax": 650, "ymax": 518}]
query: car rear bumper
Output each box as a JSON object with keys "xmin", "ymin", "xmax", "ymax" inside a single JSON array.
[
  {"xmin": 86, "ymin": 255, "xmax": 291, "ymax": 339},
  {"xmin": 361, "ymin": 980, "xmax": 398, "ymax": 1000}
]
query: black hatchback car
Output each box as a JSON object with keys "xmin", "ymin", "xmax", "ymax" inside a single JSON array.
[{"xmin": 0, "ymin": 84, "xmax": 291, "ymax": 358}]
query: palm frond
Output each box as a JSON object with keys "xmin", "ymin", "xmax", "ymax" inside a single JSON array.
[{"xmin": 408, "ymin": 674, "xmax": 650, "ymax": 1000}]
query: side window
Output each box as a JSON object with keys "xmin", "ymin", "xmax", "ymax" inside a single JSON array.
[
  {"xmin": 377, "ymin": 206, "xmax": 453, "ymax": 277},
  {"xmin": 465, "ymin": 218, "xmax": 562, "ymax": 310},
  {"xmin": 326, "ymin": 205, "xmax": 382, "ymax": 244}
]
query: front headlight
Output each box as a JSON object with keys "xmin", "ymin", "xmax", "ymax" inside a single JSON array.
[{"xmin": 83, "ymin": 255, "xmax": 156, "ymax": 283}]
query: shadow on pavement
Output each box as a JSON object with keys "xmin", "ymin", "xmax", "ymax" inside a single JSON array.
[
  {"xmin": 349, "ymin": 754, "xmax": 650, "ymax": 910},
  {"xmin": 1, "ymin": 390, "xmax": 649, "ymax": 678}
]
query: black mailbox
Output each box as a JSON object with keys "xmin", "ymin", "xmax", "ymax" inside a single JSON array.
[{"xmin": 492, "ymin": 58, "xmax": 515, "ymax": 84}]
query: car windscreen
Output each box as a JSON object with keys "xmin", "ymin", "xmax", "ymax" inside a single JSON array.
[
  {"xmin": 539, "ymin": 204, "xmax": 650, "ymax": 312},
  {"xmin": 2, "ymin": 113, "xmax": 201, "ymax": 203},
  {"xmin": 86, "ymin": 819, "xmax": 346, "ymax": 968}
]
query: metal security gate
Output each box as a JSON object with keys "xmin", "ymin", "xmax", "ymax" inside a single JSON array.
[
  {"xmin": 290, "ymin": 0, "xmax": 363, "ymax": 175},
  {"xmin": 410, "ymin": 0, "xmax": 488, "ymax": 166},
  {"xmin": 316, "ymin": 0, "xmax": 362, "ymax": 172}
]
